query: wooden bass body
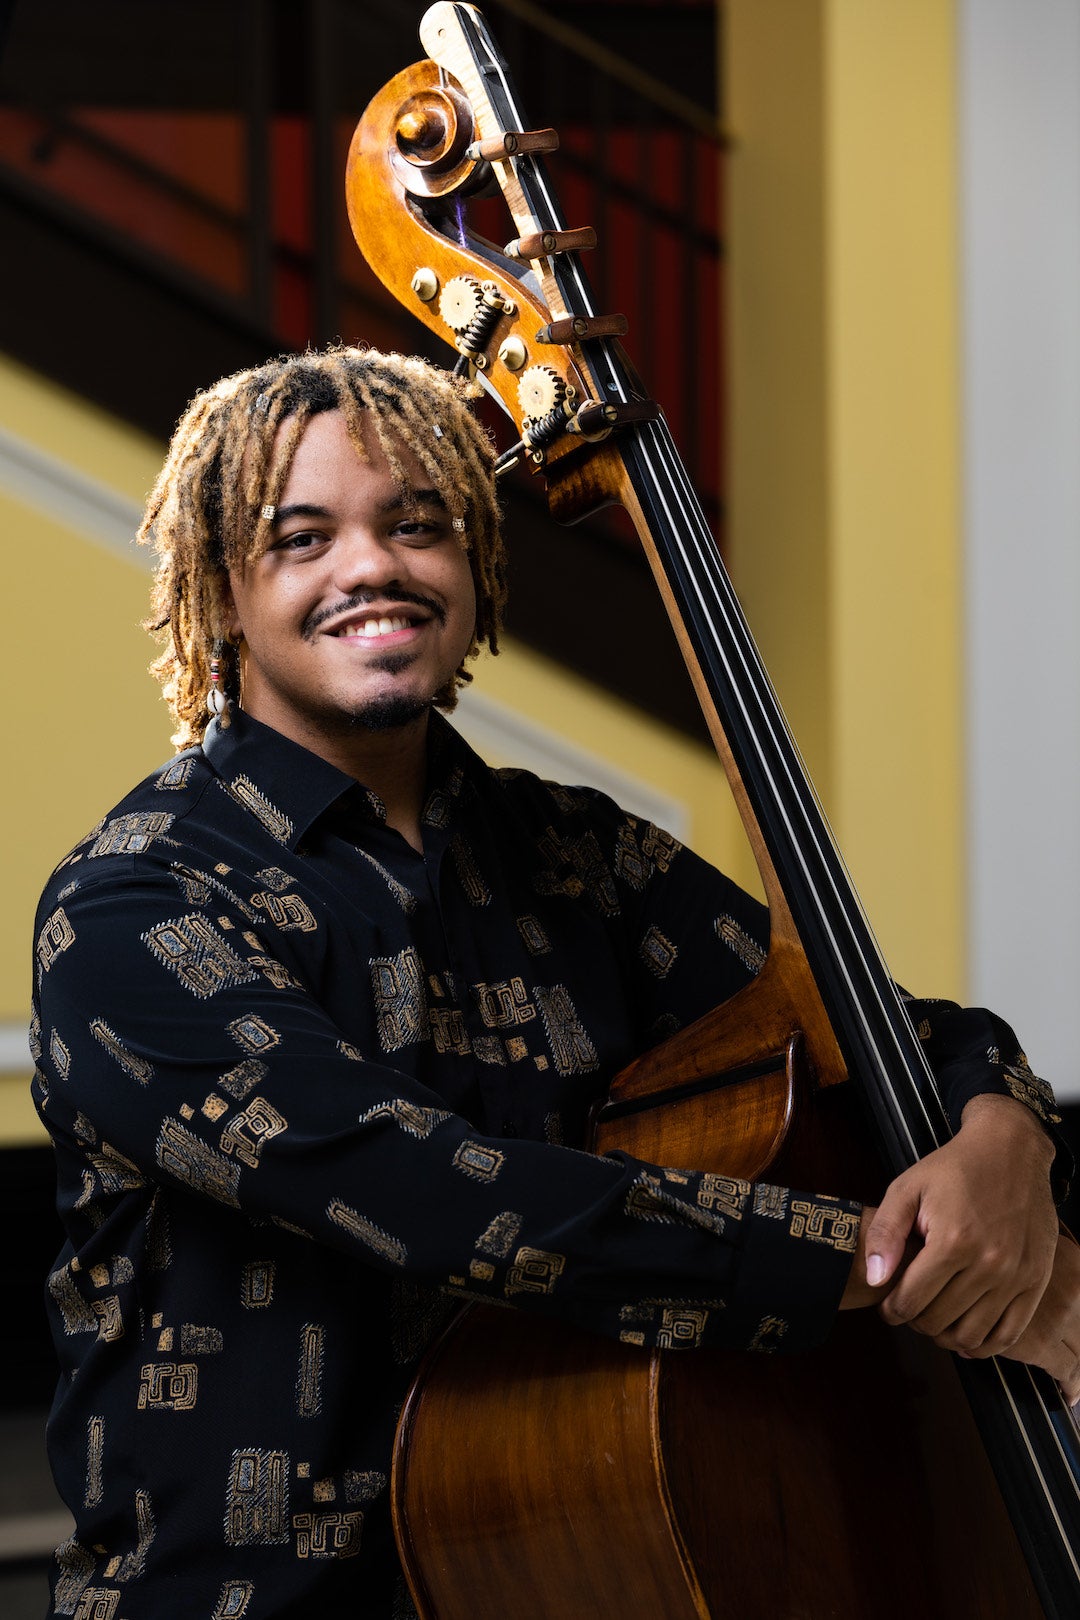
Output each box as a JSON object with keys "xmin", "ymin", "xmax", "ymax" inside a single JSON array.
[{"xmin": 393, "ymin": 989, "xmax": 1041, "ymax": 1619}]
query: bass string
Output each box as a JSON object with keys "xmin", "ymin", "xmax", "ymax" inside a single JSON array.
[
  {"xmin": 630, "ymin": 412, "xmax": 940, "ymax": 1151},
  {"xmin": 628, "ymin": 408, "xmax": 1077, "ymax": 1513}
]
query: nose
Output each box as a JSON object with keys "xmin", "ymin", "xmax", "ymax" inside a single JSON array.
[{"xmin": 330, "ymin": 526, "xmax": 404, "ymax": 594}]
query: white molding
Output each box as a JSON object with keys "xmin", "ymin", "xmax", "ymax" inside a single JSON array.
[
  {"xmin": 0, "ymin": 1022, "xmax": 31, "ymax": 1077},
  {"xmin": 0, "ymin": 423, "xmax": 147, "ymax": 565}
]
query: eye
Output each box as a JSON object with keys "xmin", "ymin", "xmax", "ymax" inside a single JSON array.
[
  {"xmin": 272, "ymin": 529, "xmax": 326, "ymax": 554},
  {"xmin": 392, "ymin": 515, "xmax": 447, "ymax": 546}
]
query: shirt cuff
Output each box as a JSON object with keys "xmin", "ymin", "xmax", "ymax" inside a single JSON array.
[{"xmin": 723, "ymin": 1185, "xmax": 861, "ymax": 1354}]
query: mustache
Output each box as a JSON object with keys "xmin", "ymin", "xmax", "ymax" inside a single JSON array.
[{"xmin": 302, "ymin": 588, "xmax": 446, "ymax": 641}]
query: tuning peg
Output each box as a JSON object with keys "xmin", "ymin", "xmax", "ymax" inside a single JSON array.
[
  {"xmin": 535, "ymin": 314, "xmax": 629, "ymax": 345},
  {"xmin": 505, "ymin": 227, "xmax": 597, "ymax": 261},
  {"xmin": 465, "ymin": 128, "xmax": 559, "ymax": 161}
]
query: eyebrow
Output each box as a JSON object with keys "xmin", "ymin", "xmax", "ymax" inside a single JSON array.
[{"xmin": 271, "ymin": 489, "xmax": 449, "ymax": 527}]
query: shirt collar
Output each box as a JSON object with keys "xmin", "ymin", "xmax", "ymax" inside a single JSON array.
[
  {"xmin": 201, "ymin": 706, "xmax": 483, "ymax": 850},
  {"xmin": 202, "ymin": 708, "xmax": 362, "ymax": 849}
]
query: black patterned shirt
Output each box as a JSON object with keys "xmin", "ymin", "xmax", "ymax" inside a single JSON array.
[{"xmin": 31, "ymin": 709, "xmax": 1062, "ymax": 1618}]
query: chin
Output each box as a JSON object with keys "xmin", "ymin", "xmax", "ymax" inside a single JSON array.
[{"xmin": 341, "ymin": 692, "xmax": 432, "ymax": 733}]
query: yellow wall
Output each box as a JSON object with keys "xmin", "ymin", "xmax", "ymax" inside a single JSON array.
[
  {"xmin": 725, "ymin": 0, "xmax": 963, "ymax": 998},
  {"xmin": 0, "ymin": 358, "xmax": 167, "ymax": 1141}
]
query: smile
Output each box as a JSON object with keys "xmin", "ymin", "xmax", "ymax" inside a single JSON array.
[{"xmin": 334, "ymin": 615, "xmax": 417, "ymax": 640}]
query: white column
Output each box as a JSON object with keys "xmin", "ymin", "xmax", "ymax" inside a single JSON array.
[{"xmin": 960, "ymin": 0, "xmax": 1080, "ymax": 1094}]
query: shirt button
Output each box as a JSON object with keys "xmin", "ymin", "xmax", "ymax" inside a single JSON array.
[{"xmin": 501, "ymin": 1121, "xmax": 519, "ymax": 1138}]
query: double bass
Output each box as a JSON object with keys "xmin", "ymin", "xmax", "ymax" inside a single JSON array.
[{"xmin": 344, "ymin": 7, "xmax": 1080, "ymax": 1614}]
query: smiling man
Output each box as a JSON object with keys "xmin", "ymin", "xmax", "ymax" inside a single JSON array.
[{"xmin": 31, "ymin": 347, "xmax": 1078, "ymax": 1619}]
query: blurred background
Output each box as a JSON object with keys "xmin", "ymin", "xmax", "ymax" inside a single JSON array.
[{"xmin": 0, "ymin": 1, "xmax": 1077, "ymax": 1610}]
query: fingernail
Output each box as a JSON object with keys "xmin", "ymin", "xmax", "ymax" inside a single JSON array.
[{"xmin": 866, "ymin": 1254, "xmax": 887, "ymax": 1288}]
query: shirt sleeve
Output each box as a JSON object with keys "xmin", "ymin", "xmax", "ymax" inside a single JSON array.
[
  {"xmin": 32, "ymin": 859, "xmax": 856, "ymax": 1357},
  {"xmin": 593, "ymin": 799, "xmax": 1071, "ymax": 1197}
]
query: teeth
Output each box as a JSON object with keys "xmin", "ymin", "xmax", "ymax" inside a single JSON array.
[{"xmin": 339, "ymin": 616, "xmax": 411, "ymax": 639}]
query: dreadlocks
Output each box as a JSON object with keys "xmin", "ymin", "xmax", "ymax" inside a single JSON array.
[{"xmin": 141, "ymin": 345, "xmax": 507, "ymax": 749}]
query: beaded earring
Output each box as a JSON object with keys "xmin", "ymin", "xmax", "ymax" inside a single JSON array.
[{"xmin": 206, "ymin": 639, "xmax": 230, "ymax": 719}]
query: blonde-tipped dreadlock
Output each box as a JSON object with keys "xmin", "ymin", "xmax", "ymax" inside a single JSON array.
[{"xmin": 141, "ymin": 345, "xmax": 507, "ymax": 749}]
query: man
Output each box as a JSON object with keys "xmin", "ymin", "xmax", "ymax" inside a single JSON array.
[{"xmin": 32, "ymin": 346, "xmax": 1077, "ymax": 1618}]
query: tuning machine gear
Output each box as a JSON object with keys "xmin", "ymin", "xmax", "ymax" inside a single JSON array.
[{"xmin": 439, "ymin": 276, "xmax": 516, "ymax": 369}]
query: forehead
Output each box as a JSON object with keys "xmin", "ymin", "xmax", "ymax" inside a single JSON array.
[{"xmin": 273, "ymin": 409, "xmax": 434, "ymax": 502}]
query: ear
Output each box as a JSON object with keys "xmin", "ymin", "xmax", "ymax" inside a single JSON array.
[{"xmin": 220, "ymin": 576, "xmax": 244, "ymax": 643}]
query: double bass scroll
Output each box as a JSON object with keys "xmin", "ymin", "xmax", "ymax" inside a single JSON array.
[{"xmin": 345, "ymin": 7, "xmax": 1080, "ymax": 1616}]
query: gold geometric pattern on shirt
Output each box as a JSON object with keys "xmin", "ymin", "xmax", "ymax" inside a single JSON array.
[
  {"xmin": 473, "ymin": 977, "xmax": 536, "ymax": 1029},
  {"xmin": 227, "ymin": 1014, "xmax": 281, "ymax": 1055},
  {"xmin": 86, "ymin": 1141, "xmax": 147, "ymax": 1194},
  {"xmin": 255, "ymin": 865, "xmax": 293, "ymax": 893},
  {"xmin": 752, "ymin": 1184, "xmax": 788, "ymax": 1220},
  {"xmin": 113, "ymin": 1487, "xmax": 156, "ymax": 1582},
  {"xmin": 476, "ymin": 1210, "xmax": 522, "ymax": 1258},
  {"xmin": 142, "ymin": 914, "xmax": 259, "ymax": 999},
  {"xmin": 251, "ymin": 890, "xmax": 318, "ymax": 932},
  {"xmin": 535, "ymin": 826, "xmax": 618, "ymax": 915},
  {"xmin": 505, "ymin": 1245, "xmax": 566, "ymax": 1296},
  {"xmin": 85, "ymin": 1415, "xmax": 105, "ymax": 1509},
  {"xmin": 218, "ymin": 1058, "xmax": 268, "ymax": 1100},
  {"xmin": 89, "ymin": 1019, "xmax": 154, "ymax": 1086},
  {"xmin": 225, "ymin": 1448, "xmax": 290, "ymax": 1545},
  {"xmin": 789, "ymin": 1199, "xmax": 858, "ymax": 1253},
  {"xmin": 471, "ymin": 1035, "xmax": 507, "ymax": 1065},
  {"xmin": 515, "ymin": 914, "xmax": 552, "ymax": 955},
  {"xmin": 748, "ymin": 1315, "xmax": 788, "ymax": 1353},
  {"xmin": 656, "ymin": 1305, "xmax": 709, "ymax": 1349},
  {"xmin": 296, "ymin": 1324, "xmax": 324, "ymax": 1418},
  {"xmin": 220, "ymin": 1097, "xmax": 288, "ymax": 1168},
  {"xmin": 241, "ymin": 1260, "xmax": 275, "ymax": 1309},
  {"xmin": 246, "ymin": 946, "xmax": 301, "ymax": 985},
  {"xmin": 50, "ymin": 1028, "xmax": 72, "ymax": 1079},
  {"xmin": 212, "ymin": 1579, "xmax": 255, "ymax": 1619},
  {"xmin": 155, "ymin": 756, "xmax": 197, "ymax": 791},
  {"xmin": 354, "ymin": 846, "xmax": 418, "ymax": 913},
  {"xmin": 327, "ymin": 1198, "xmax": 408, "ymax": 1266},
  {"xmin": 181, "ymin": 1323, "xmax": 223, "ymax": 1354},
  {"xmin": 429, "ymin": 1005, "xmax": 472, "ymax": 1056},
  {"xmin": 613, "ymin": 820, "xmax": 652, "ymax": 891},
  {"xmin": 625, "ymin": 1172, "xmax": 685, "ymax": 1226},
  {"xmin": 343, "ymin": 1470, "xmax": 387, "ymax": 1505},
  {"xmin": 714, "ymin": 914, "xmax": 767, "ymax": 974},
  {"xmin": 36, "ymin": 905, "xmax": 76, "ymax": 975},
  {"xmin": 53, "ymin": 1537, "xmax": 95, "ymax": 1614},
  {"xmin": 449, "ymin": 832, "xmax": 491, "ymax": 906},
  {"xmin": 1002, "ymin": 1056, "xmax": 1062, "ymax": 1125},
  {"xmin": 370, "ymin": 948, "xmax": 429, "ymax": 1051},
  {"xmin": 534, "ymin": 984, "xmax": 599, "ymax": 1076},
  {"xmin": 89, "ymin": 811, "xmax": 175, "ymax": 858},
  {"xmin": 697, "ymin": 1173, "xmax": 751, "ymax": 1223},
  {"xmin": 639, "ymin": 924, "xmax": 678, "ymax": 979},
  {"xmin": 91, "ymin": 1296, "xmax": 124, "ymax": 1342},
  {"xmin": 172, "ymin": 867, "xmax": 212, "ymax": 906},
  {"xmin": 452, "ymin": 1140, "xmax": 505, "ymax": 1182},
  {"xmin": 292, "ymin": 1508, "xmax": 364, "ymax": 1559},
  {"xmin": 48, "ymin": 1263, "xmax": 97, "ymax": 1335},
  {"xmin": 218, "ymin": 776, "xmax": 295, "ymax": 844},
  {"xmin": 357, "ymin": 1098, "xmax": 452, "ymax": 1139},
  {"xmin": 138, "ymin": 1362, "xmax": 199, "ymax": 1411},
  {"xmin": 156, "ymin": 1118, "xmax": 242, "ymax": 1207}
]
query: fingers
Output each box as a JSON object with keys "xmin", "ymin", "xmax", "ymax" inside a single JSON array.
[
  {"xmin": 862, "ymin": 1178, "xmax": 921, "ymax": 1292},
  {"xmin": 999, "ymin": 1233, "xmax": 1080, "ymax": 1402}
]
